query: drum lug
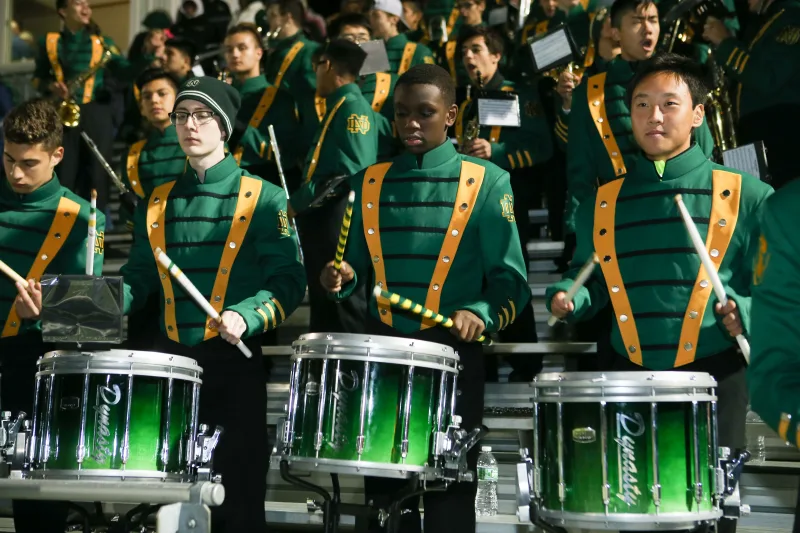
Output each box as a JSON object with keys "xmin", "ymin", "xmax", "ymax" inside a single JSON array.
[
  {"xmin": 356, "ymin": 435, "xmax": 365, "ymax": 456},
  {"xmin": 433, "ymin": 431, "xmax": 449, "ymax": 457},
  {"xmin": 400, "ymin": 440, "xmax": 409, "ymax": 460}
]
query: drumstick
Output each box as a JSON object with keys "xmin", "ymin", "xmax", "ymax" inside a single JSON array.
[
  {"xmin": 333, "ymin": 190, "xmax": 356, "ymax": 270},
  {"xmin": 674, "ymin": 195, "xmax": 750, "ymax": 363},
  {"xmin": 0, "ymin": 259, "xmax": 28, "ymax": 289},
  {"xmin": 86, "ymin": 189, "xmax": 97, "ymax": 276},
  {"xmin": 153, "ymin": 247, "xmax": 253, "ymax": 359},
  {"xmin": 372, "ymin": 286, "xmax": 487, "ymax": 343},
  {"xmin": 547, "ymin": 254, "xmax": 599, "ymax": 327}
]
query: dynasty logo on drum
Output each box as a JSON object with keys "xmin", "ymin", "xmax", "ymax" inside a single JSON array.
[
  {"xmin": 615, "ymin": 412, "xmax": 646, "ymax": 506},
  {"xmin": 91, "ymin": 384, "xmax": 122, "ymax": 465}
]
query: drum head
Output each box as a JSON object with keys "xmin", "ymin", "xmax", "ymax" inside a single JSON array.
[
  {"xmin": 533, "ymin": 371, "xmax": 717, "ymax": 402},
  {"xmin": 292, "ymin": 332, "xmax": 459, "ymax": 372},
  {"xmin": 37, "ymin": 350, "xmax": 203, "ymax": 381}
]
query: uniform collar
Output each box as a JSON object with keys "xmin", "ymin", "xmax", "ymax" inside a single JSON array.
[
  {"xmin": 632, "ymin": 144, "xmax": 708, "ymax": 183},
  {"xmin": 395, "ymin": 140, "xmax": 458, "ymax": 170},
  {"xmin": 386, "ymin": 33, "xmax": 409, "ymax": 47},
  {"xmin": 232, "ymin": 74, "xmax": 268, "ymax": 93},
  {"xmin": 480, "ymin": 71, "xmax": 506, "ymax": 91},
  {"xmin": 3, "ymin": 174, "xmax": 62, "ymax": 205},
  {"xmin": 184, "ymin": 154, "xmax": 241, "ymax": 185},
  {"xmin": 62, "ymin": 26, "xmax": 88, "ymax": 39},
  {"xmin": 610, "ymin": 55, "xmax": 637, "ymax": 76},
  {"xmin": 326, "ymin": 83, "xmax": 361, "ymax": 105}
]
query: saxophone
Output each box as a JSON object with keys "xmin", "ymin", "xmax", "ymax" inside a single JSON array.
[
  {"xmin": 58, "ymin": 40, "xmax": 113, "ymax": 127},
  {"xmin": 463, "ymin": 70, "xmax": 483, "ymax": 147},
  {"xmin": 706, "ymin": 49, "xmax": 738, "ymax": 156}
]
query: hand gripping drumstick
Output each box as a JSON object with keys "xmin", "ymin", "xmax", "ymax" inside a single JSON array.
[
  {"xmin": 153, "ymin": 247, "xmax": 253, "ymax": 358},
  {"xmin": 547, "ymin": 254, "xmax": 599, "ymax": 327},
  {"xmin": 86, "ymin": 189, "xmax": 97, "ymax": 276},
  {"xmin": 0, "ymin": 259, "xmax": 28, "ymax": 289},
  {"xmin": 674, "ymin": 195, "xmax": 750, "ymax": 363},
  {"xmin": 334, "ymin": 190, "xmax": 356, "ymax": 270},
  {"xmin": 372, "ymin": 286, "xmax": 487, "ymax": 343}
]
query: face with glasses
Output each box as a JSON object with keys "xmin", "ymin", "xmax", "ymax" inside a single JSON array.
[
  {"xmin": 59, "ymin": 0, "xmax": 92, "ymax": 26},
  {"xmin": 338, "ymin": 24, "xmax": 371, "ymax": 44},
  {"xmin": 457, "ymin": 0, "xmax": 485, "ymax": 25},
  {"xmin": 170, "ymin": 100, "xmax": 225, "ymax": 156}
]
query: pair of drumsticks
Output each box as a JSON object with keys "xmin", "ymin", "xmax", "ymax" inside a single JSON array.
[{"xmin": 547, "ymin": 195, "xmax": 750, "ymax": 363}]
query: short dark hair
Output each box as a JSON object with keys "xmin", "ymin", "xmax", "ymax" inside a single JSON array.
[
  {"xmin": 626, "ymin": 53, "xmax": 710, "ymax": 108},
  {"xmin": 55, "ymin": 0, "xmax": 67, "ymax": 11},
  {"xmin": 3, "ymin": 98, "xmax": 63, "ymax": 151},
  {"xmin": 321, "ymin": 39, "xmax": 368, "ymax": 79},
  {"xmin": 458, "ymin": 25, "xmax": 505, "ymax": 56},
  {"xmin": 226, "ymin": 22, "xmax": 265, "ymax": 48},
  {"xmin": 329, "ymin": 13, "xmax": 372, "ymax": 38},
  {"xmin": 276, "ymin": 0, "xmax": 306, "ymax": 25},
  {"xmin": 166, "ymin": 37, "xmax": 197, "ymax": 61},
  {"xmin": 396, "ymin": 64, "xmax": 456, "ymax": 107},
  {"xmin": 136, "ymin": 68, "xmax": 180, "ymax": 93},
  {"xmin": 610, "ymin": 0, "xmax": 657, "ymax": 27}
]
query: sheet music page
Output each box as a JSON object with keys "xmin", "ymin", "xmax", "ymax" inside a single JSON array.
[
  {"xmin": 478, "ymin": 97, "xmax": 521, "ymax": 127},
  {"xmin": 723, "ymin": 144, "xmax": 760, "ymax": 179},
  {"xmin": 530, "ymin": 30, "xmax": 572, "ymax": 70},
  {"xmin": 359, "ymin": 40, "xmax": 391, "ymax": 76},
  {"xmin": 488, "ymin": 6, "xmax": 509, "ymax": 25}
]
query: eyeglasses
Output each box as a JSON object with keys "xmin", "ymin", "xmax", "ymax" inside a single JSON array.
[
  {"xmin": 340, "ymin": 33, "xmax": 370, "ymax": 44},
  {"xmin": 170, "ymin": 110, "xmax": 216, "ymax": 126}
]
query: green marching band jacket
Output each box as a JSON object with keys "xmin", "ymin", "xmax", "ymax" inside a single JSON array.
[
  {"xmin": 230, "ymin": 75, "xmax": 302, "ymax": 183},
  {"xmin": 290, "ymin": 83, "xmax": 382, "ymax": 213},
  {"xmin": 33, "ymin": 27, "xmax": 152, "ymax": 100},
  {"xmin": 749, "ymin": 179, "xmax": 800, "ymax": 449},
  {"xmin": 121, "ymin": 125, "xmax": 187, "ymax": 228},
  {"xmin": 0, "ymin": 175, "xmax": 105, "ymax": 339},
  {"xmin": 384, "ymin": 33, "xmax": 436, "ymax": 75},
  {"xmin": 121, "ymin": 155, "xmax": 306, "ymax": 346},
  {"xmin": 546, "ymin": 144, "xmax": 773, "ymax": 370},
  {"xmin": 563, "ymin": 56, "xmax": 717, "ymax": 234},
  {"xmin": 332, "ymin": 140, "xmax": 531, "ymax": 335},
  {"xmin": 455, "ymin": 73, "xmax": 553, "ymax": 171}
]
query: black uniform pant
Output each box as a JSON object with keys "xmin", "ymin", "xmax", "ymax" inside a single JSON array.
[
  {"xmin": 357, "ymin": 319, "xmax": 485, "ymax": 533},
  {"xmin": 57, "ymin": 101, "xmax": 113, "ymax": 212},
  {"xmin": 0, "ymin": 335, "xmax": 71, "ymax": 533},
  {"xmin": 296, "ymin": 194, "xmax": 368, "ymax": 334},
  {"xmin": 152, "ymin": 335, "xmax": 268, "ymax": 533},
  {"xmin": 602, "ymin": 347, "xmax": 748, "ymax": 533}
]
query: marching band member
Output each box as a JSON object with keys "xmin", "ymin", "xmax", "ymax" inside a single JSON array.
[
  {"xmin": 162, "ymin": 36, "xmax": 199, "ymax": 84},
  {"xmin": 369, "ymin": 0, "xmax": 436, "ymax": 75},
  {"xmin": 547, "ymin": 54, "xmax": 773, "ymax": 533},
  {"xmin": 290, "ymin": 39, "xmax": 381, "ymax": 333},
  {"xmin": 119, "ymin": 77, "xmax": 306, "ymax": 532},
  {"xmin": 32, "ymin": 0, "xmax": 164, "ymax": 213},
  {"xmin": 4, "ymin": 98, "xmax": 105, "ymax": 533},
  {"xmin": 225, "ymin": 23, "xmax": 302, "ymax": 189},
  {"xmin": 321, "ymin": 64, "xmax": 530, "ymax": 532},
  {"xmin": 435, "ymin": 0, "xmax": 489, "ymax": 87},
  {"xmin": 703, "ymin": 0, "xmax": 800, "ymax": 190}
]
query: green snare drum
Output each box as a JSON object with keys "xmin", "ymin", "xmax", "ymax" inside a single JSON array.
[
  {"xmin": 27, "ymin": 350, "xmax": 202, "ymax": 481},
  {"xmin": 276, "ymin": 333, "xmax": 459, "ymax": 479},
  {"xmin": 525, "ymin": 371, "xmax": 722, "ymax": 531}
]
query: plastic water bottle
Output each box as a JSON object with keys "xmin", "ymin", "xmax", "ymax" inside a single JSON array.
[
  {"xmin": 475, "ymin": 445, "xmax": 499, "ymax": 517},
  {"xmin": 745, "ymin": 410, "xmax": 767, "ymax": 464}
]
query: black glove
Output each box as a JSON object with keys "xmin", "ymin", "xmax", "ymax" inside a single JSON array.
[{"xmin": 120, "ymin": 191, "xmax": 139, "ymax": 216}]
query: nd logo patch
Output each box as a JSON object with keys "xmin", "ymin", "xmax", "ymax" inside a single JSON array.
[
  {"xmin": 94, "ymin": 231, "xmax": 105, "ymax": 255},
  {"xmin": 753, "ymin": 233, "xmax": 770, "ymax": 286},
  {"xmin": 278, "ymin": 210, "xmax": 291, "ymax": 237},
  {"xmin": 500, "ymin": 194, "xmax": 515, "ymax": 222},
  {"xmin": 347, "ymin": 114, "xmax": 371, "ymax": 135}
]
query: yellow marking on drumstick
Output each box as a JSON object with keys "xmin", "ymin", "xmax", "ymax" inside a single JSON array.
[{"xmin": 333, "ymin": 190, "xmax": 356, "ymax": 270}]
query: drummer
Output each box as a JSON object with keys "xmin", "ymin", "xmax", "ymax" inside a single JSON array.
[
  {"xmin": 320, "ymin": 64, "xmax": 531, "ymax": 532},
  {"xmin": 546, "ymin": 53, "xmax": 772, "ymax": 533},
  {"xmin": 3, "ymin": 98, "xmax": 105, "ymax": 532},
  {"xmin": 17, "ymin": 77, "xmax": 306, "ymax": 533}
]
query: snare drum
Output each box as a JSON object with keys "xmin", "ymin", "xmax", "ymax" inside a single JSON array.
[
  {"xmin": 27, "ymin": 350, "xmax": 202, "ymax": 481},
  {"xmin": 529, "ymin": 371, "xmax": 722, "ymax": 531},
  {"xmin": 276, "ymin": 333, "xmax": 459, "ymax": 479}
]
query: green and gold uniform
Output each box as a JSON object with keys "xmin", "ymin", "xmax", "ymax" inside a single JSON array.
[
  {"xmin": 711, "ymin": 0, "xmax": 800, "ymax": 189},
  {"xmin": 547, "ymin": 145, "xmax": 772, "ymax": 368},
  {"xmin": 0, "ymin": 174, "xmax": 105, "ymax": 414},
  {"xmin": 749, "ymin": 178, "xmax": 800, "ymax": 448},
  {"xmin": 385, "ymin": 33, "xmax": 436, "ymax": 75},
  {"xmin": 422, "ymin": 0, "xmax": 463, "ymax": 46},
  {"xmin": 564, "ymin": 56, "xmax": 716, "ymax": 233},
  {"xmin": 121, "ymin": 125, "xmax": 187, "ymax": 227},
  {"xmin": 455, "ymin": 73, "xmax": 553, "ymax": 171},
  {"xmin": 121, "ymin": 154, "xmax": 306, "ymax": 344},
  {"xmin": 357, "ymin": 72, "xmax": 399, "ymax": 124},
  {"xmin": 264, "ymin": 32, "xmax": 320, "ymax": 94},
  {"xmin": 230, "ymin": 75, "xmax": 302, "ymax": 186},
  {"xmin": 434, "ymin": 22, "xmax": 488, "ymax": 87}
]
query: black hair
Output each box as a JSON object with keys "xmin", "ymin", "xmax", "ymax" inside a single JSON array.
[
  {"xmin": 610, "ymin": 0, "xmax": 657, "ymax": 28},
  {"xmin": 166, "ymin": 37, "xmax": 198, "ymax": 61},
  {"xmin": 329, "ymin": 13, "xmax": 372, "ymax": 38},
  {"xmin": 55, "ymin": 0, "xmax": 67, "ymax": 11},
  {"xmin": 321, "ymin": 39, "xmax": 368, "ymax": 79},
  {"xmin": 396, "ymin": 64, "xmax": 456, "ymax": 107},
  {"xmin": 626, "ymin": 53, "xmax": 710, "ymax": 108},
  {"xmin": 4, "ymin": 98, "xmax": 63, "ymax": 151},
  {"xmin": 226, "ymin": 22, "xmax": 265, "ymax": 49},
  {"xmin": 136, "ymin": 68, "xmax": 181, "ymax": 93},
  {"xmin": 457, "ymin": 24, "xmax": 505, "ymax": 56},
  {"xmin": 274, "ymin": 0, "xmax": 306, "ymax": 26}
]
